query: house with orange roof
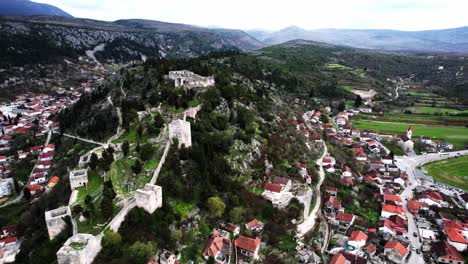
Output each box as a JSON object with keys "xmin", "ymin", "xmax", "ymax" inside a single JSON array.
[
  {"xmin": 233, "ymin": 236, "xmax": 261, "ymax": 260},
  {"xmin": 407, "ymin": 200, "xmax": 426, "ymax": 213},
  {"xmin": 348, "ymin": 230, "xmax": 368, "ymax": 249},
  {"xmin": 444, "ymin": 226, "xmax": 468, "ymax": 251},
  {"xmin": 384, "ymin": 240, "xmax": 408, "ymax": 263},
  {"xmin": 202, "ymin": 230, "xmax": 231, "ymax": 263},
  {"xmin": 329, "ymin": 253, "xmax": 349, "ymax": 264},
  {"xmin": 383, "ymin": 194, "xmax": 402, "ymax": 206},
  {"xmin": 379, "ymin": 215, "xmax": 408, "ymax": 236},
  {"xmin": 381, "ymin": 204, "xmax": 405, "ymax": 219}
]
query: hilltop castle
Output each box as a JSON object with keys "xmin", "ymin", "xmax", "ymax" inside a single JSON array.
[{"xmin": 167, "ymin": 70, "xmax": 215, "ymax": 89}]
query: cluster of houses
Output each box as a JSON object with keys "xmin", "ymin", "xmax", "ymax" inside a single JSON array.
[
  {"xmin": 201, "ymin": 220, "xmax": 263, "ymax": 263},
  {"xmin": 25, "ymin": 143, "xmax": 60, "ymax": 196},
  {"xmin": 0, "ymin": 225, "xmax": 19, "ymax": 263}
]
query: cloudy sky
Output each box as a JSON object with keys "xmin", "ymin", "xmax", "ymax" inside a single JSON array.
[{"xmin": 34, "ymin": 0, "xmax": 468, "ymax": 31}]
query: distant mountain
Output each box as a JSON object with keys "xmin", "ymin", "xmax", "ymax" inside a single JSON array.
[
  {"xmin": 0, "ymin": 16, "xmax": 264, "ymax": 66},
  {"xmin": 250, "ymin": 26, "xmax": 468, "ymax": 53},
  {"xmin": 0, "ymin": 0, "xmax": 72, "ymax": 17}
]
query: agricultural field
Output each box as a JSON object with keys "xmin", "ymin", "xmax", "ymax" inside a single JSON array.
[
  {"xmin": 398, "ymin": 88, "xmax": 468, "ymax": 114},
  {"xmin": 358, "ymin": 113, "xmax": 468, "ymax": 126},
  {"xmin": 423, "ymin": 156, "xmax": 468, "ymax": 190},
  {"xmin": 352, "ymin": 119, "xmax": 468, "ymax": 147},
  {"xmin": 74, "ymin": 170, "xmax": 104, "ymax": 207}
]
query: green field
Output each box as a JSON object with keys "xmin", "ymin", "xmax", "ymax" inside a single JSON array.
[
  {"xmin": 404, "ymin": 106, "xmax": 468, "ymax": 115},
  {"xmin": 74, "ymin": 170, "xmax": 104, "ymax": 207},
  {"xmin": 353, "ymin": 120, "xmax": 468, "ymax": 147},
  {"xmin": 423, "ymin": 156, "xmax": 468, "ymax": 190},
  {"xmin": 360, "ymin": 113, "xmax": 468, "ymax": 126}
]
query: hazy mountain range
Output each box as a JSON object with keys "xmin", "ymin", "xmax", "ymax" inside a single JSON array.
[
  {"xmin": 0, "ymin": 0, "xmax": 72, "ymax": 17},
  {"xmin": 2, "ymin": 0, "xmax": 468, "ymax": 55},
  {"xmin": 247, "ymin": 26, "xmax": 468, "ymax": 53}
]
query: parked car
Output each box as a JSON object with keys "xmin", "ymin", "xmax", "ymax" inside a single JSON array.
[
  {"xmin": 413, "ymin": 232, "xmax": 417, "ymax": 237},
  {"xmin": 416, "ymin": 249, "xmax": 420, "ymax": 254}
]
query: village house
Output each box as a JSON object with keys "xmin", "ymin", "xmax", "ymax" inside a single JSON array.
[
  {"xmin": 418, "ymin": 191, "xmax": 448, "ymax": 207},
  {"xmin": 322, "ymin": 156, "xmax": 336, "ymax": 167},
  {"xmin": 433, "ymin": 241, "xmax": 464, "ymax": 264},
  {"xmin": 347, "ymin": 230, "xmax": 368, "ymax": 249},
  {"xmin": 245, "ymin": 219, "xmax": 263, "ymax": 232},
  {"xmin": 233, "ymin": 236, "xmax": 261, "ymax": 260},
  {"xmin": 381, "ymin": 204, "xmax": 406, "ymax": 219},
  {"xmin": 379, "ymin": 215, "xmax": 408, "ymax": 236},
  {"xmin": 0, "ymin": 178, "xmax": 14, "ymax": 198},
  {"xmin": 335, "ymin": 212, "xmax": 355, "ymax": 229},
  {"xmin": 329, "ymin": 253, "xmax": 349, "ymax": 264},
  {"xmin": 202, "ymin": 230, "xmax": 231, "ymax": 264},
  {"xmin": 443, "ymin": 226, "xmax": 468, "ymax": 252},
  {"xmin": 384, "ymin": 240, "xmax": 408, "ymax": 263},
  {"xmin": 383, "ymin": 194, "xmax": 403, "ymax": 206},
  {"xmin": 325, "ymin": 187, "xmax": 337, "ymax": 196}
]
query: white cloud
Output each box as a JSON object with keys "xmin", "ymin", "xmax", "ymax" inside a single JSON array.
[{"xmin": 33, "ymin": 0, "xmax": 468, "ymax": 31}]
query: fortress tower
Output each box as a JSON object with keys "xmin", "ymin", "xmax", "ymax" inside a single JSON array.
[
  {"xmin": 134, "ymin": 184, "xmax": 163, "ymax": 214},
  {"xmin": 168, "ymin": 119, "xmax": 192, "ymax": 148}
]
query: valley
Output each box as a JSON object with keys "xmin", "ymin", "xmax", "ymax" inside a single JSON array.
[{"xmin": 0, "ymin": 4, "xmax": 467, "ymax": 264}]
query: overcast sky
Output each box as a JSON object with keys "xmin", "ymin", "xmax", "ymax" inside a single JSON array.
[{"xmin": 34, "ymin": 0, "xmax": 468, "ymax": 31}]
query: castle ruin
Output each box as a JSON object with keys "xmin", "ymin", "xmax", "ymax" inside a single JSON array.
[
  {"xmin": 45, "ymin": 206, "xmax": 72, "ymax": 240},
  {"xmin": 56, "ymin": 233, "xmax": 102, "ymax": 264},
  {"xmin": 69, "ymin": 169, "xmax": 88, "ymax": 189},
  {"xmin": 168, "ymin": 119, "xmax": 192, "ymax": 148},
  {"xmin": 168, "ymin": 70, "xmax": 215, "ymax": 89},
  {"xmin": 135, "ymin": 184, "xmax": 163, "ymax": 214}
]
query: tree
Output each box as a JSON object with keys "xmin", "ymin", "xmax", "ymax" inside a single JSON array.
[
  {"xmin": 122, "ymin": 141, "xmax": 130, "ymax": 157},
  {"xmin": 132, "ymin": 160, "xmax": 142, "ymax": 175},
  {"xmin": 23, "ymin": 187, "xmax": 31, "ymax": 201},
  {"xmin": 338, "ymin": 101, "xmax": 346, "ymax": 111},
  {"xmin": 102, "ymin": 231, "xmax": 122, "ymax": 258},
  {"xmin": 89, "ymin": 153, "xmax": 99, "ymax": 170},
  {"xmin": 153, "ymin": 113, "xmax": 164, "ymax": 129},
  {"xmin": 207, "ymin": 197, "xmax": 225, "ymax": 218},
  {"xmin": 139, "ymin": 144, "xmax": 154, "ymax": 161},
  {"xmin": 127, "ymin": 241, "xmax": 155, "ymax": 264},
  {"xmin": 101, "ymin": 196, "xmax": 113, "ymax": 220},
  {"xmin": 72, "ymin": 204, "xmax": 83, "ymax": 216},
  {"xmin": 354, "ymin": 95, "xmax": 363, "ymax": 107},
  {"xmin": 229, "ymin": 206, "xmax": 244, "ymax": 223}
]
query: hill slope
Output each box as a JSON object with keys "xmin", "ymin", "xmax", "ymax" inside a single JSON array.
[
  {"xmin": 249, "ymin": 26, "xmax": 468, "ymax": 53},
  {"xmin": 0, "ymin": 0, "xmax": 72, "ymax": 17},
  {"xmin": 0, "ymin": 16, "xmax": 264, "ymax": 66}
]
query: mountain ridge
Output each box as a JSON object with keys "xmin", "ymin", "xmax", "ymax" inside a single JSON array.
[
  {"xmin": 247, "ymin": 26, "xmax": 468, "ymax": 53},
  {"xmin": 0, "ymin": 0, "xmax": 72, "ymax": 17}
]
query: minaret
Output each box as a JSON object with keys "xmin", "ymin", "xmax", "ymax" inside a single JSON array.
[{"xmin": 407, "ymin": 125, "xmax": 413, "ymax": 140}]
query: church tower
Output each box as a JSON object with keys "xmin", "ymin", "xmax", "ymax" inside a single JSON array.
[{"xmin": 407, "ymin": 125, "xmax": 413, "ymax": 140}]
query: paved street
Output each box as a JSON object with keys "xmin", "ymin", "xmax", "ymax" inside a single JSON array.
[{"xmin": 395, "ymin": 150, "xmax": 468, "ymax": 264}]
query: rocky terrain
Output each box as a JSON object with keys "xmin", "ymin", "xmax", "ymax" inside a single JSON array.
[{"xmin": 0, "ymin": 16, "xmax": 264, "ymax": 66}]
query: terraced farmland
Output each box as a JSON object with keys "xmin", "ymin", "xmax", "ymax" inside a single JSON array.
[{"xmin": 398, "ymin": 88, "xmax": 468, "ymax": 114}]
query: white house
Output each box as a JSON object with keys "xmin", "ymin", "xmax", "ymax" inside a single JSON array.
[
  {"xmin": 0, "ymin": 178, "xmax": 14, "ymax": 198},
  {"xmin": 348, "ymin": 230, "xmax": 368, "ymax": 249}
]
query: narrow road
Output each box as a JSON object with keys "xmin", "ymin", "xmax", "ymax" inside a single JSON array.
[{"xmin": 297, "ymin": 143, "xmax": 328, "ymax": 236}]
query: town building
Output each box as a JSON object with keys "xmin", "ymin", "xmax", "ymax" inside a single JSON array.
[
  {"xmin": 384, "ymin": 240, "xmax": 408, "ymax": 263},
  {"xmin": 0, "ymin": 178, "xmax": 14, "ymax": 198},
  {"xmin": 233, "ymin": 236, "xmax": 261, "ymax": 260}
]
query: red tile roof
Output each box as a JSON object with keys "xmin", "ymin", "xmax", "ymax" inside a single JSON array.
[
  {"xmin": 273, "ymin": 177, "xmax": 290, "ymax": 186},
  {"xmin": 384, "ymin": 194, "xmax": 402, "ymax": 203},
  {"xmin": 337, "ymin": 212, "xmax": 354, "ymax": 223},
  {"xmin": 437, "ymin": 241, "xmax": 464, "ymax": 262},
  {"xmin": 363, "ymin": 243, "xmax": 377, "ymax": 254},
  {"xmin": 202, "ymin": 236, "xmax": 225, "ymax": 258},
  {"xmin": 349, "ymin": 230, "xmax": 368, "ymax": 242},
  {"xmin": 444, "ymin": 227, "xmax": 468, "ymax": 244},
  {"xmin": 264, "ymin": 183, "xmax": 282, "ymax": 193},
  {"xmin": 246, "ymin": 219, "xmax": 261, "ymax": 229},
  {"xmin": 234, "ymin": 236, "xmax": 260, "ymax": 253},
  {"xmin": 381, "ymin": 204, "xmax": 405, "ymax": 215},
  {"xmin": 385, "ymin": 240, "xmax": 408, "ymax": 256},
  {"xmin": 329, "ymin": 253, "xmax": 347, "ymax": 264},
  {"xmin": 407, "ymin": 200, "xmax": 423, "ymax": 213}
]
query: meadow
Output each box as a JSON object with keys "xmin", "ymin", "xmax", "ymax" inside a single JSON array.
[
  {"xmin": 352, "ymin": 119, "xmax": 468, "ymax": 147},
  {"xmin": 423, "ymin": 156, "xmax": 468, "ymax": 190}
]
